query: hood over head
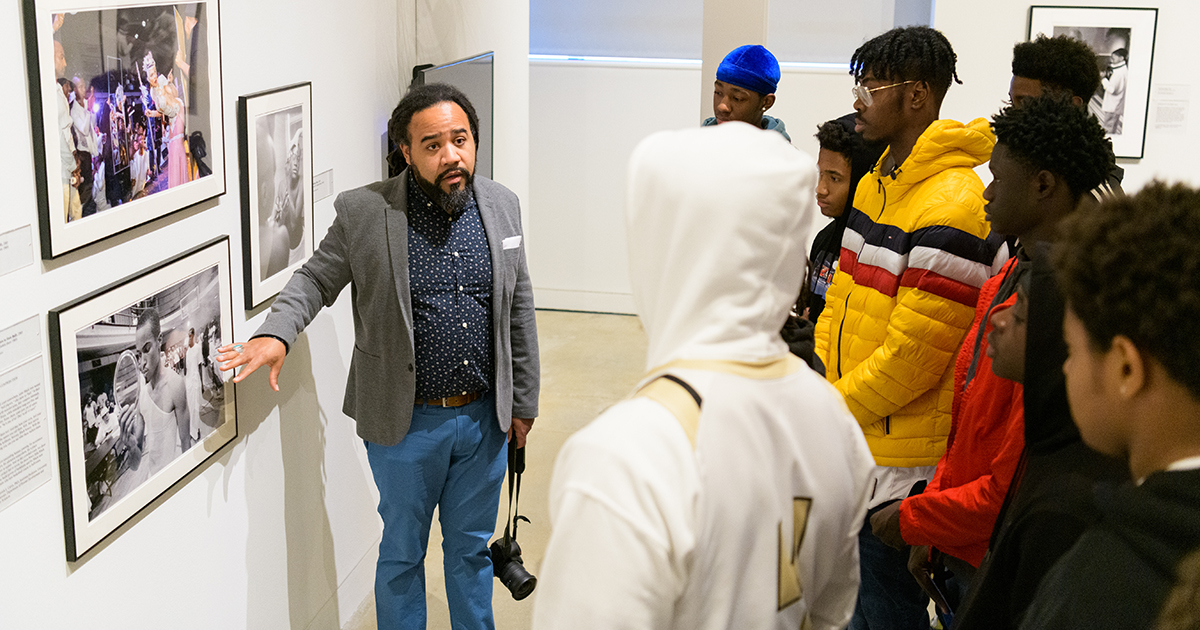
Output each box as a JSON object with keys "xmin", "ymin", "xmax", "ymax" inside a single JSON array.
[{"xmin": 626, "ymin": 122, "xmax": 817, "ymax": 369}]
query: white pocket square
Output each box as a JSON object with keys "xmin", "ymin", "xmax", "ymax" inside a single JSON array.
[{"xmin": 502, "ymin": 235, "xmax": 522, "ymax": 250}]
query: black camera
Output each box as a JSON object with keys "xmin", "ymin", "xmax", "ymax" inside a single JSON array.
[
  {"xmin": 489, "ymin": 536, "xmax": 536, "ymax": 600},
  {"xmin": 490, "ymin": 446, "xmax": 537, "ymax": 600}
]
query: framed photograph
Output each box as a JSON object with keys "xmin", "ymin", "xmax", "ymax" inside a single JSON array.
[
  {"xmin": 237, "ymin": 82, "xmax": 314, "ymax": 308},
  {"xmin": 23, "ymin": 0, "xmax": 225, "ymax": 259},
  {"xmin": 48, "ymin": 236, "xmax": 237, "ymax": 561},
  {"xmin": 1029, "ymin": 6, "xmax": 1158, "ymax": 159}
]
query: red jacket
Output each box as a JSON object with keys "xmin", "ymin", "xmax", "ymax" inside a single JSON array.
[{"xmin": 898, "ymin": 256, "xmax": 1025, "ymax": 567}]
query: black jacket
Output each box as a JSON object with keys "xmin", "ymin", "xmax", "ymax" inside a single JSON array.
[
  {"xmin": 953, "ymin": 243, "xmax": 1128, "ymax": 630},
  {"xmin": 1019, "ymin": 468, "xmax": 1200, "ymax": 629},
  {"xmin": 784, "ymin": 113, "xmax": 884, "ymax": 371}
]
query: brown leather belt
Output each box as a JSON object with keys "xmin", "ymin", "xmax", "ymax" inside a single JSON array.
[{"xmin": 415, "ymin": 391, "xmax": 481, "ymax": 407}]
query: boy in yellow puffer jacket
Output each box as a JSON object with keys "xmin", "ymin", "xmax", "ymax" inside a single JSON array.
[{"xmin": 813, "ymin": 26, "xmax": 1008, "ymax": 630}]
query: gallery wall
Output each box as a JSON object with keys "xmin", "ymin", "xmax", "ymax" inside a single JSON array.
[
  {"xmin": 528, "ymin": 60, "xmax": 699, "ymax": 314},
  {"xmin": 0, "ymin": 0, "xmax": 528, "ymax": 629}
]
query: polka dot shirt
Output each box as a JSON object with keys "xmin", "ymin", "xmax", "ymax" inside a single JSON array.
[{"xmin": 407, "ymin": 171, "xmax": 494, "ymax": 399}]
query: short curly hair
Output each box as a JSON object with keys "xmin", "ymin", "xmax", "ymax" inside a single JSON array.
[
  {"xmin": 815, "ymin": 119, "xmax": 858, "ymax": 157},
  {"xmin": 1012, "ymin": 35, "xmax": 1102, "ymax": 102},
  {"xmin": 991, "ymin": 93, "xmax": 1113, "ymax": 199},
  {"xmin": 1053, "ymin": 181, "xmax": 1200, "ymax": 399},
  {"xmin": 850, "ymin": 26, "xmax": 961, "ymax": 101}
]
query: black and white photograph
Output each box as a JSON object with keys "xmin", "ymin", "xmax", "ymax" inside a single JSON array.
[
  {"xmin": 1052, "ymin": 26, "xmax": 1132, "ymax": 135},
  {"xmin": 238, "ymin": 82, "xmax": 314, "ymax": 308},
  {"xmin": 1030, "ymin": 6, "xmax": 1158, "ymax": 158},
  {"xmin": 24, "ymin": 0, "xmax": 225, "ymax": 259},
  {"xmin": 49, "ymin": 237, "xmax": 237, "ymax": 560}
]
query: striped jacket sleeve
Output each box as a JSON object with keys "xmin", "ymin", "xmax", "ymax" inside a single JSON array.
[{"xmin": 833, "ymin": 203, "xmax": 1004, "ymax": 426}]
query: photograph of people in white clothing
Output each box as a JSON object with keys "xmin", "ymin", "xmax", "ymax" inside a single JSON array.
[
  {"xmin": 1053, "ymin": 26, "xmax": 1131, "ymax": 135},
  {"xmin": 74, "ymin": 265, "xmax": 225, "ymax": 521},
  {"xmin": 50, "ymin": 238, "xmax": 237, "ymax": 560},
  {"xmin": 45, "ymin": 4, "xmax": 213, "ymax": 221},
  {"xmin": 237, "ymin": 82, "xmax": 315, "ymax": 308},
  {"xmin": 255, "ymin": 106, "xmax": 307, "ymax": 280},
  {"xmin": 1029, "ymin": 6, "xmax": 1157, "ymax": 159}
]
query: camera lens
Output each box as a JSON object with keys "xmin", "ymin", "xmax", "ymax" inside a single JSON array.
[
  {"xmin": 490, "ymin": 538, "xmax": 538, "ymax": 600},
  {"xmin": 499, "ymin": 560, "xmax": 537, "ymax": 600}
]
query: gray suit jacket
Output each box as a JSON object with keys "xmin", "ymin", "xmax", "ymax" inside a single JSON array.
[{"xmin": 255, "ymin": 171, "xmax": 540, "ymax": 446}]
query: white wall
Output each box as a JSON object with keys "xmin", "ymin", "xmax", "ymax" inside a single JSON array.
[
  {"xmin": 528, "ymin": 60, "xmax": 698, "ymax": 314},
  {"xmin": 0, "ymin": 0, "xmax": 526, "ymax": 628},
  {"xmin": 528, "ymin": 61, "xmax": 855, "ymax": 314},
  {"xmin": 934, "ymin": 0, "xmax": 1200, "ymax": 191}
]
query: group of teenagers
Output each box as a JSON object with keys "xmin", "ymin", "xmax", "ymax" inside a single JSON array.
[
  {"xmin": 532, "ymin": 26, "xmax": 1200, "ymax": 630},
  {"xmin": 217, "ymin": 22, "xmax": 1200, "ymax": 630}
]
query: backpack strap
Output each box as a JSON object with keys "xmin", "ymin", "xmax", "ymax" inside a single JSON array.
[{"xmin": 635, "ymin": 373, "xmax": 703, "ymax": 448}]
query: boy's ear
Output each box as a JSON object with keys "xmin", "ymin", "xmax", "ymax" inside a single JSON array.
[{"xmin": 1110, "ymin": 335, "xmax": 1147, "ymax": 399}]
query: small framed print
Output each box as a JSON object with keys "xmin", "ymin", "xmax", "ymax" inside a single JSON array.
[
  {"xmin": 23, "ymin": 0, "xmax": 226, "ymax": 258},
  {"xmin": 237, "ymin": 82, "xmax": 314, "ymax": 309},
  {"xmin": 48, "ymin": 236, "xmax": 237, "ymax": 560},
  {"xmin": 1029, "ymin": 6, "xmax": 1158, "ymax": 159}
]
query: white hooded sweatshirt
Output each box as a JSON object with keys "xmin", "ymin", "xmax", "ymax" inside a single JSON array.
[{"xmin": 532, "ymin": 123, "xmax": 875, "ymax": 630}]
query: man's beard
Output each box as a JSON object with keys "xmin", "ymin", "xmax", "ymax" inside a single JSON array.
[{"xmin": 414, "ymin": 166, "xmax": 473, "ymax": 215}]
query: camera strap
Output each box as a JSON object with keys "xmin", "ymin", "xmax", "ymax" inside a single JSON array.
[{"xmin": 503, "ymin": 445, "xmax": 528, "ymax": 545}]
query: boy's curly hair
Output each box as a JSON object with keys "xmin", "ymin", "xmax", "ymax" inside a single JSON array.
[{"xmin": 1054, "ymin": 181, "xmax": 1200, "ymax": 398}]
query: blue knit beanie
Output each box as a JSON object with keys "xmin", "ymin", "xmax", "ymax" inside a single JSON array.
[{"xmin": 716, "ymin": 45, "xmax": 780, "ymax": 95}]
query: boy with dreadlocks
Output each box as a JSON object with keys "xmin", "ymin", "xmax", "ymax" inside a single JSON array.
[{"xmin": 812, "ymin": 26, "xmax": 1005, "ymax": 630}]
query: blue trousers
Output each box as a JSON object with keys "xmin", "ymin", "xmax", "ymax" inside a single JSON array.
[
  {"xmin": 365, "ymin": 394, "xmax": 508, "ymax": 630},
  {"xmin": 849, "ymin": 501, "xmax": 931, "ymax": 630}
]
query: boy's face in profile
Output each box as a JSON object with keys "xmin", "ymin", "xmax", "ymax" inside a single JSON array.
[
  {"xmin": 1061, "ymin": 307, "xmax": 1127, "ymax": 458},
  {"xmin": 987, "ymin": 285, "xmax": 1029, "ymax": 382}
]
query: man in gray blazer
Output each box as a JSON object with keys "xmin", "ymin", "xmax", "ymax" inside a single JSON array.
[{"xmin": 220, "ymin": 83, "xmax": 539, "ymax": 630}]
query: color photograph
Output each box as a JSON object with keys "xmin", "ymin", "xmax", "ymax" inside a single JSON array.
[{"xmin": 25, "ymin": 0, "xmax": 225, "ymax": 258}]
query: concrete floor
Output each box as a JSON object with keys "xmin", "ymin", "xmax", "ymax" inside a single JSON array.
[{"xmin": 344, "ymin": 309, "xmax": 648, "ymax": 630}]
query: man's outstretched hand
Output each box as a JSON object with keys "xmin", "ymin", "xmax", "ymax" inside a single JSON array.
[{"xmin": 217, "ymin": 337, "xmax": 287, "ymax": 391}]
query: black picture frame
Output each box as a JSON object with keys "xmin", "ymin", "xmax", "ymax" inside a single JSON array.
[
  {"xmin": 23, "ymin": 0, "xmax": 226, "ymax": 259},
  {"xmin": 237, "ymin": 82, "xmax": 315, "ymax": 309},
  {"xmin": 1028, "ymin": 5, "xmax": 1158, "ymax": 159},
  {"xmin": 48, "ymin": 236, "xmax": 238, "ymax": 561}
]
